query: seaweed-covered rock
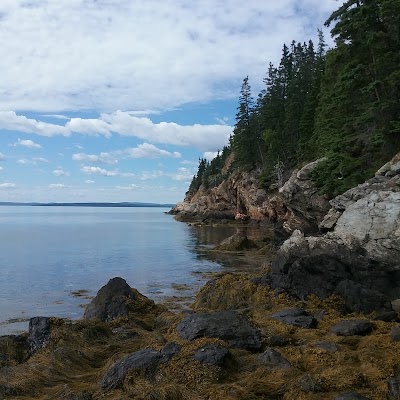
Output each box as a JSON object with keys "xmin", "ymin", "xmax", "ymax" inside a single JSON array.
[
  {"xmin": 84, "ymin": 277, "xmax": 158, "ymax": 322},
  {"xmin": 101, "ymin": 349, "xmax": 162, "ymax": 390},
  {"xmin": 215, "ymin": 233, "xmax": 257, "ymax": 251},
  {"xmin": 193, "ymin": 344, "xmax": 230, "ymax": 366},
  {"xmin": 176, "ymin": 311, "xmax": 261, "ymax": 351},
  {"xmin": 311, "ymin": 340, "xmax": 339, "ymax": 352},
  {"xmin": 330, "ymin": 320, "xmax": 374, "ymax": 336}
]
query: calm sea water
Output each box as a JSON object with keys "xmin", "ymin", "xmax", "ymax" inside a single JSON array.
[{"xmin": 0, "ymin": 206, "xmax": 244, "ymax": 335}]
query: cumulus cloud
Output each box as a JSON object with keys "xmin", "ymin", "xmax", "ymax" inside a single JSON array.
[
  {"xmin": 203, "ymin": 151, "xmax": 219, "ymax": 161},
  {"xmin": 0, "ymin": 182, "xmax": 16, "ymax": 188},
  {"xmin": 18, "ymin": 158, "xmax": 36, "ymax": 165},
  {"xmin": 33, "ymin": 157, "xmax": 49, "ymax": 163},
  {"xmin": 0, "ymin": 1, "xmax": 336, "ymax": 112},
  {"xmin": 139, "ymin": 167, "xmax": 194, "ymax": 182},
  {"xmin": 14, "ymin": 138, "xmax": 42, "ymax": 148},
  {"xmin": 53, "ymin": 168, "xmax": 70, "ymax": 177},
  {"xmin": 118, "ymin": 143, "xmax": 181, "ymax": 159}
]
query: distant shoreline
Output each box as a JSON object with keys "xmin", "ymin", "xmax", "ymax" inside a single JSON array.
[{"xmin": 0, "ymin": 201, "xmax": 175, "ymax": 208}]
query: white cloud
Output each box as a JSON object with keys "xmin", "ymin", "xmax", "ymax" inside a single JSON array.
[
  {"xmin": 0, "ymin": 182, "xmax": 16, "ymax": 188},
  {"xmin": 53, "ymin": 168, "xmax": 70, "ymax": 177},
  {"xmin": 18, "ymin": 158, "xmax": 36, "ymax": 165},
  {"xmin": 85, "ymin": 180, "xmax": 95, "ymax": 184},
  {"xmin": 14, "ymin": 138, "xmax": 42, "ymax": 148},
  {"xmin": 72, "ymin": 152, "xmax": 118, "ymax": 165},
  {"xmin": 139, "ymin": 167, "xmax": 194, "ymax": 182},
  {"xmin": 49, "ymin": 183, "xmax": 68, "ymax": 189},
  {"xmin": 203, "ymin": 151, "xmax": 219, "ymax": 161},
  {"xmin": 33, "ymin": 157, "xmax": 49, "ymax": 163},
  {"xmin": 80, "ymin": 165, "xmax": 134, "ymax": 177},
  {"xmin": 116, "ymin": 184, "xmax": 139, "ymax": 190},
  {"xmin": 0, "ymin": 1, "xmax": 337, "ymax": 112},
  {"xmin": 118, "ymin": 143, "xmax": 181, "ymax": 159}
]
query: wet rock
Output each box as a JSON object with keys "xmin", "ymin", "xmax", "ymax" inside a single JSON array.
[
  {"xmin": 269, "ymin": 307, "xmax": 317, "ymax": 329},
  {"xmin": 193, "ymin": 344, "xmax": 230, "ymax": 366},
  {"xmin": 84, "ymin": 277, "xmax": 158, "ymax": 322},
  {"xmin": 391, "ymin": 326, "xmax": 400, "ymax": 342},
  {"xmin": 28, "ymin": 316, "xmax": 51, "ymax": 355},
  {"xmin": 176, "ymin": 311, "xmax": 261, "ymax": 351},
  {"xmin": 101, "ymin": 349, "xmax": 162, "ymax": 390},
  {"xmin": 259, "ymin": 348, "xmax": 291, "ymax": 370},
  {"xmin": 333, "ymin": 390, "xmax": 369, "ymax": 399},
  {"xmin": 330, "ymin": 320, "xmax": 374, "ymax": 336}
]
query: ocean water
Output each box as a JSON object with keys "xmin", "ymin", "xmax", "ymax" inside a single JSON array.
[{"xmin": 0, "ymin": 206, "xmax": 244, "ymax": 335}]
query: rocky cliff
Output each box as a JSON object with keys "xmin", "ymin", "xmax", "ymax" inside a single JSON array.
[{"xmin": 170, "ymin": 155, "xmax": 331, "ymax": 233}]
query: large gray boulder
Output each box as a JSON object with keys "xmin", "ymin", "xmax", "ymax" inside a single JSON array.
[
  {"xmin": 176, "ymin": 311, "xmax": 261, "ymax": 351},
  {"xmin": 266, "ymin": 152, "xmax": 400, "ymax": 312},
  {"xmin": 83, "ymin": 277, "xmax": 157, "ymax": 322},
  {"xmin": 330, "ymin": 320, "xmax": 374, "ymax": 336},
  {"xmin": 269, "ymin": 308, "xmax": 317, "ymax": 329}
]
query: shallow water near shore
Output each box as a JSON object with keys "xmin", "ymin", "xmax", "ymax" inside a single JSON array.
[{"xmin": 0, "ymin": 206, "xmax": 262, "ymax": 335}]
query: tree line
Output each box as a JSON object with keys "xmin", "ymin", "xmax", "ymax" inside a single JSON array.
[{"xmin": 189, "ymin": 0, "xmax": 400, "ymax": 197}]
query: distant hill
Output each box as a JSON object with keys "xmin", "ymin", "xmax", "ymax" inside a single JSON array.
[{"xmin": 0, "ymin": 202, "xmax": 175, "ymax": 208}]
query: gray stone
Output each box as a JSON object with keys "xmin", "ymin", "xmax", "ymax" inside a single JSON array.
[
  {"xmin": 374, "ymin": 311, "xmax": 398, "ymax": 322},
  {"xmin": 391, "ymin": 326, "xmax": 400, "ymax": 342},
  {"xmin": 193, "ymin": 344, "xmax": 230, "ymax": 366},
  {"xmin": 161, "ymin": 342, "xmax": 181, "ymax": 361},
  {"xmin": 334, "ymin": 390, "xmax": 369, "ymax": 399},
  {"xmin": 269, "ymin": 308, "xmax": 317, "ymax": 329},
  {"xmin": 388, "ymin": 377, "xmax": 400, "ymax": 400},
  {"xmin": 259, "ymin": 348, "xmax": 291, "ymax": 370},
  {"xmin": 176, "ymin": 311, "xmax": 261, "ymax": 351},
  {"xmin": 101, "ymin": 349, "xmax": 162, "ymax": 390},
  {"xmin": 311, "ymin": 340, "xmax": 339, "ymax": 352},
  {"xmin": 28, "ymin": 316, "xmax": 51, "ymax": 355},
  {"xmin": 330, "ymin": 320, "xmax": 374, "ymax": 336}
]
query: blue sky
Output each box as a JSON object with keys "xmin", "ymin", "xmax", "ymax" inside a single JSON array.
[{"xmin": 0, "ymin": 0, "xmax": 338, "ymax": 204}]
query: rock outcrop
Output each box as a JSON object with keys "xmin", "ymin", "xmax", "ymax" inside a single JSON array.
[
  {"xmin": 170, "ymin": 157, "xmax": 330, "ymax": 232},
  {"xmin": 267, "ymin": 152, "xmax": 400, "ymax": 312}
]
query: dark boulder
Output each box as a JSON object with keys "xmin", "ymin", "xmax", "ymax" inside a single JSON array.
[
  {"xmin": 193, "ymin": 344, "xmax": 230, "ymax": 366},
  {"xmin": 83, "ymin": 277, "xmax": 158, "ymax": 322},
  {"xmin": 266, "ymin": 231, "xmax": 395, "ymax": 313},
  {"xmin": 374, "ymin": 310, "xmax": 399, "ymax": 322},
  {"xmin": 101, "ymin": 349, "xmax": 163, "ymax": 390},
  {"xmin": 333, "ymin": 390, "xmax": 369, "ymax": 399},
  {"xmin": 259, "ymin": 348, "xmax": 291, "ymax": 369},
  {"xmin": 176, "ymin": 311, "xmax": 261, "ymax": 351},
  {"xmin": 161, "ymin": 342, "xmax": 181, "ymax": 361},
  {"xmin": 330, "ymin": 320, "xmax": 374, "ymax": 336},
  {"xmin": 269, "ymin": 308, "xmax": 317, "ymax": 329},
  {"xmin": 28, "ymin": 316, "xmax": 51, "ymax": 355}
]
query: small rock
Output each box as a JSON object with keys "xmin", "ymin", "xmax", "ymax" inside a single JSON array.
[
  {"xmin": 101, "ymin": 349, "xmax": 162, "ymax": 390},
  {"xmin": 334, "ymin": 390, "xmax": 369, "ymax": 399},
  {"xmin": 388, "ymin": 377, "xmax": 400, "ymax": 400},
  {"xmin": 391, "ymin": 326, "xmax": 400, "ymax": 342},
  {"xmin": 392, "ymin": 299, "xmax": 400, "ymax": 313},
  {"xmin": 270, "ymin": 308, "xmax": 317, "ymax": 329},
  {"xmin": 161, "ymin": 342, "xmax": 181, "ymax": 361},
  {"xmin": 330, "ymin": 320, "xmax": 374, "ymax": 336},
  {"xmin": 176, "ymin": 311, "xmax": 261, "ymax": 351},
  {"xmin": 299, "ymin": 374, "xmax": 323, "ymax": 393},
  {"xmin": 193, "ymin": 344, "xmax": 230, "ymax": 366},
  {"xmin": 215, "ymin": 233, "xmax": 256, "ymax": 251},
  {"xmin": 311, "ymin": 340, "xmax": 339, "ymax": 352},
  {"xmin": 259, "ymin": 348, "xmax": 291, "ymax": 370},
  {"xmin": 28, "ymin": 316, "xmax": 51, "ymax": 355}
]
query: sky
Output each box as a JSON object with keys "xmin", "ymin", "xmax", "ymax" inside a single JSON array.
[{"xmin": 0, "ymin": 0, "xmax": 339, "ymax": 204}]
